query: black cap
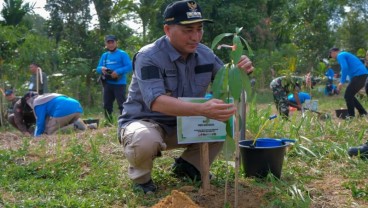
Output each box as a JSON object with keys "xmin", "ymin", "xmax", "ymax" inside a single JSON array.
[
  {"xmin": 105, "ymin": 35, "xmax": 117, "ymax": 42},
  {"xmin": 328, "ymin": 47, "xmax": 339, "ymax": 58},
  {"xmin": 163, "ymin": 0, "xmax": 213, "ymax": 25}
]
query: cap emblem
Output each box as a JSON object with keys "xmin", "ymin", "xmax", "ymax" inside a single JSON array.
[{"xmin": 186, "ymin": 2, "xmax": 201, "ymax": 19}]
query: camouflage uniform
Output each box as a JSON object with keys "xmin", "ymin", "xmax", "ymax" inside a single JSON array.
[{"xmin": 270, "ymin": 76, "xmax": 304, "ymax": 117}]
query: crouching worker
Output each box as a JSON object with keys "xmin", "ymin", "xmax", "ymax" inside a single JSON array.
[
  {"xmin": 25, "ymin": 93, "xmax": 86, "ymax": 137},
  {"xmin": 118, "ymin": 0, "xmax": 254, "ymax": 194},
  {"xmin": 8, "ymin": 92, "xmax": 37, "ymax": 136},
  {"xmin": 287, "ymin": 92, "xmax": 311, "ymax": 109},
  {"xmin": 270, "ymin": 73, "xmax": 314, "ymax": 118}
]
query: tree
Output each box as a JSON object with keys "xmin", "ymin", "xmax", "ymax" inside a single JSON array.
[
  {"xmin": 92, "ymin": 0, "xmax": 113, "ymax": 33},
  {"xmin": 336, "ymin": 11, "xmax": 368, "ymax": 53},
  {"xmin": 0, "ymin": 25, "xmax": 55, "ymax": 92},
  {"xmin": 131, "ymin": 0, "xmax": 164, "ymax": 43},
  {"xmin": 1, "ymin": 0, "xmax": 34, "ymax": 26}
]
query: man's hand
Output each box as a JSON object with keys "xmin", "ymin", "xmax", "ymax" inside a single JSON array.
[
  {"xmin": 201, "ymin": 99, "xmax": 236, "ymax": 122},
  {"xmin": 237, "ymin": 55, "xmax": 254, "ymax": 75},
  {"xmin": 101, "ymin": 66, "xmax": 108, "ymax": 74},
  {"xmin": 111, "ymin": 71, "xmax": 119, "ymax": 79}
]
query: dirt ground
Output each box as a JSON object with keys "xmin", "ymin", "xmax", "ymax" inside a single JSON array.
[{"xmin": 1, "ymin": 130, "xmax": 367, "ymax": 208}]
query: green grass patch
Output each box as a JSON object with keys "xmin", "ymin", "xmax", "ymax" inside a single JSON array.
[{"xmin": 1, "ymin": 89, "xmax": 368, "ymax": 207}]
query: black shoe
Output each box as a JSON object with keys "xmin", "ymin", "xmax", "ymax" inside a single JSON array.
[
  {"xmin": 133, "ymin": 179, "xmax": 157, "ymax": 194},
  {"xmin": 348, "ymin": 142, "xmax": 368, "ymax": 158},
  {"xmin": 172, "ymin": 157, "xmax": 202, "ymax": 181}
]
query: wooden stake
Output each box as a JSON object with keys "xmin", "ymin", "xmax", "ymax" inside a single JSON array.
[
  {"xmin": 234, "ymin": 100, "xmax": 240, "ymax": 208},
  {"xmin": 200, "ymin": 142, "xmax": 210, "ymax": 193}
]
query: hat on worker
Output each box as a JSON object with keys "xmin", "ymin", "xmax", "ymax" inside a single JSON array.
[
  {"xmin": 163, "ymin": 0, "xmax": 213, "ymax": 25},
  {"xmin": 105, "ymin": 35, "xmax": 117, "ymax": 42},
  {"xmin": 5, "ymin": 89, "xmax": 13, "ymax": 96}
]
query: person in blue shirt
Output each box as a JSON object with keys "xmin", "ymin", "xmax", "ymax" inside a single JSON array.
[
  {"xmin": 325, "ymin": 66, "xmax": 335, "ymax": 81},
  {"xmin": 288, "ymin": 92, "xmax": 311, "ymax": 105},
  {"xmin": 324, "ymin": 66, "xmax": 338, "ymax": 96},
  {"xmin": 96, "ymin": 35, "xmax": 132, "ymax": 124},
  {"xmin": 270, "ymin": 74, "xmax": 313, "ymax": 118},
  {"xmin": 329, "ymin": 47, "xmax": 368, "ymax": 117},
  {"xmin": 25, "ymin": 93, "xmax": 86, "ymax": 137}
]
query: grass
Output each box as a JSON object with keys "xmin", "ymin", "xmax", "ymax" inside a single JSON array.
[{"xmin": 1, "ymin": 86, "xmax": 368, "ymax": 207}]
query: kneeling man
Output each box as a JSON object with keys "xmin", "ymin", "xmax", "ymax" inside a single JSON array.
[{"xmin": 25, "ymin": 93, "xmax": 86, "ymax": 137}]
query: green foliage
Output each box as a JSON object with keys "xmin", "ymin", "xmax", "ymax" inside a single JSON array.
[
  {"xmin": 336, "ymin": 10, "xmax": 368, "ymax": 53},
  {"xmin": 0, "ymin": 25, "xmax": 56, "ymax": 92},
  {"xmin": 1, "ymin": 0, "xmax": 34, "ymax": 26},
  {"xmin": 211, "ymin": 27, "xmax": 252, "ymax": 101}
]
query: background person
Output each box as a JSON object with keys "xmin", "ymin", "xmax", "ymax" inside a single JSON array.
[
  {"xmin": 25, "ymin": 93, "xmax": 86, "ymax": 137},
  {"xmin": 287, "ymin": 91, "xmax": 311, "ymax": 106},
  {"xmin": 270, "ymin": 73, "xmax": 313, "ymax": 118},
  {"xmin": 29, "ymin": 63, "xmax": 48, "ymax": 95},
  {"xmin": 329, "ymin": 47, "xmax": 368, "ymax": 117},
  {"xmin": 348, "ymin": 141, "xmax": 368, "ymax": 158},
  {"xmin": 324, "ymin": 66, "xmax": 338, "ymax": 96},
  {"xmin": 118, "ymin": 0, "xmax": 254, "ymax": 194},
  {"xmin": 8, "ymin": 92, "xmax": 37, "ymax": 136},
  {"xmin": 96, "ymin": 35, "xmax": 132, "ymax": 124},
  {"xmin": 0, "ymin": 88, "xmax": 19, "ymax": 114}
]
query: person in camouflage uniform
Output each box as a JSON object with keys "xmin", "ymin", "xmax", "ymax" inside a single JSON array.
[{"xmin": 270, "ymin": 74, "xmax": 312, "ymax": 118}]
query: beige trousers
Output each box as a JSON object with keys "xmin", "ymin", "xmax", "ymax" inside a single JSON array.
[
  {"xmin": 45, "ymin": 113, "xmax": 86, "ymax": 135},
  {"xmin": 120, "ymin": 120, "xmax": 223, "ymax": 184}
]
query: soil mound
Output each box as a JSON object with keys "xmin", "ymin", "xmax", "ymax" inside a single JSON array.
[{"xmin": 152, "ymin": 190, "xmax": 201, "ymax": 208}]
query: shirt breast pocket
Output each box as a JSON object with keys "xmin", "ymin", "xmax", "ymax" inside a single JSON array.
[
  {"xmin": 164, "ymin": 74, "xmax": 177, "ymax": 97},
  {"xmin": 194, "ymin": 72, "xmax": 212, "ymax": 96}
]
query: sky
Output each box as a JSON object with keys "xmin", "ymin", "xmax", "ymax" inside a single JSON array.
[{"xmin": 0, "ymin": 0, "xmax": 101, "ymax": 28}]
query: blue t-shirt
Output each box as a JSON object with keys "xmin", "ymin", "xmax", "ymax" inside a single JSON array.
[
  {"xmin": 337, "ymin": 51, "xmax": 368, "ymax": 84},
  {"xmin": 288, "ymin": 92, "xmax": 311, "ymax": 104},
  {"xmin": 34, "ymin": 96, "xmax": 83, "ymax": 136},
  {"xmin": 96, "ymin": 49, "xmax": 133, "ymax": 85},
  {"xmin": 325, "ymin": 68, "xmax": 334, "ymax": 80}
]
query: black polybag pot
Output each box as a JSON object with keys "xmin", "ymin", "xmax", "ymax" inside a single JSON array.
[{"xmin": 239, "ymin": 140, "xmax": 291, "ymax": 179}]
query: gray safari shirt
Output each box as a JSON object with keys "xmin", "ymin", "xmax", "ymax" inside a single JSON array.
[{"xmin": 118, "ymin": 36, "xmax": 224, "ymax": 128}]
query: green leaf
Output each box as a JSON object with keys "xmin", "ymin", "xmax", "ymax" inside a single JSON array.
[
  {"xmin": 229, "ymin": 66, "xmax": 242, "ymax": 100},
  {"xmin": 299, "ymin": 145, "xmax": 317, "ymax": 157},
  {"xmin": 231, "ymin": 35, "xmax": 243, "ymax": 64},
  {"xmin": 211, "ymin": 33, "xmax": 233, "ymax": 50},
  {"xmin": 222, "ymin": 119, "xmax": 235, "ymax": 161},
  {"xmin": 222, "ymin": 134, "xmax": 235, "ymax": 161},
  {"xmin": 240, "ymin": 36, "xmax": 254, "ymax": 57},
  {"xmin": 241, "ymin": 70, "xmax": 251, "ymax": 96},
  {"xmin": 212, "ymin": 66, "xmax": 227, "ymax": 99},
  {"xmin": 235, "ymin": 27, "xmax": 243, "ymax": 34}
]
